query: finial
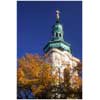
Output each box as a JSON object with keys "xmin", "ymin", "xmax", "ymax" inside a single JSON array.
[{"xmin": 56, "ymin": 10, "xmax": 60, "ymax": 23}]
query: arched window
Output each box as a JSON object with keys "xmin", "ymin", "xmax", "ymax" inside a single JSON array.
[
  {"xmin": 56, "ymin": 33, "xmax": 58, "ymax": 37},
  {"xmin": 59, "ymin": 34, "xmax": 61, "ymax": 37}
]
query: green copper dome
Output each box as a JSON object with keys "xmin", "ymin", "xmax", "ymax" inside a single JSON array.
[
  {"xmin": 52, "ymin": 23, "xmax": 64, "ymax": 41},
  {"xmin": 43, "ymin": 10, "xmax": 72, "ymax": 54}
]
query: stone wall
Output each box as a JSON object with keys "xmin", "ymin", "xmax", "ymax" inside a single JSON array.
[{"xmin": 44, "ymin": 48, "xmax": 80, "ymax": 84}]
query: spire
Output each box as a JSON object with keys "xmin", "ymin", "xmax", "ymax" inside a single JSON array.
[
  {"xmin": 56, "ymin": 10, "xmax": 60, "ymax": 23},
  {"xmin": 51, "ymin": 10, "xmax": 64, "ymax": 41},
  {"xmin": 43, "ymin": 10, "xmax": 71, "ymax": 53}
]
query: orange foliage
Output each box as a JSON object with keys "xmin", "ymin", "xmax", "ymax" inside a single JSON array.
[
  {"xmin": 17, "ymin": 54, "xmax": 54, "ymax": 96},
  {"xmin": 17, "ymin": 54, "xmax": 82, "ymax": 98},
  {"xmin": 71, "ymin": 75, "xmax": 82, "ymax": 90},
  {"xmin": 64, "ymin": 64, "xmax": 82, "ymax": 92}
]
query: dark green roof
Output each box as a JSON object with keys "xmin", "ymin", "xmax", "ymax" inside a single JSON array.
[{"xmin": 43, "ymin": 40, "xmax": 71, "ymax": 53}]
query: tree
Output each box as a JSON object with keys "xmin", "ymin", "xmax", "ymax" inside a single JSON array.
[
  {"xmin": 63, "ymin": 62, "xmax": 82, "ymax": 99},
  {"xmin": 17, "ymin": 54, "xmax": 56, "ymax": 98},
  {"xmin": 17, "ymin": 54, "xmax": 82, "ymax": 99}
]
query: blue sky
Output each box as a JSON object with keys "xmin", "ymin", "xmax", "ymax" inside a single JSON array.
[{"xmin": 17, "ymin": 1, "xmax": 82, "ymax": 61}]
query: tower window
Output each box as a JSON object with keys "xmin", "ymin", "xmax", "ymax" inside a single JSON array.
[
  {"xmin": 56, "ymin": 33, "xmax": 58, "ymax": 37},
  {"xmin": 59, "ymin": 34, "xmax": 61, "ymax": 37}
]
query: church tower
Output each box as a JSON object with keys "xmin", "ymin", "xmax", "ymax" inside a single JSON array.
[
  {"xmin": 43, "ymin": 10, "xmax": 80, "ymax": 84},
  {"xmin": 44, "ymin": 10, "xmax": 71, "ymax": 54}
]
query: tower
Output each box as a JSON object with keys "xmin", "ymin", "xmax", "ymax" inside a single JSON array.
[{"xmin": 43, "ymin": 10, "xmax": 80, "ymax": 84}]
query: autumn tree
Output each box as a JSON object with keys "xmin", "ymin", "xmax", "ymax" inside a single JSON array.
[
  {"xmin": 17, "ymin": 54, "xmax": 57, "ymax": 98},
  {"xmin": 63, "ymin": 62, "xmax": 82, "ymax": 99},
  {"xmin": 17, "ymin": 54, "xmax": 82, "ymax": 99}
]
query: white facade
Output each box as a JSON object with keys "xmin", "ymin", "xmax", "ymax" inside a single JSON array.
[{"xmin": 44, "ymin": 48, "xmax": 80, "ymax": 84}]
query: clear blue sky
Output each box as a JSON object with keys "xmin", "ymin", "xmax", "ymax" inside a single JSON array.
[{"xmin": 17, "ymin": 1, "xmax": 82, "ymax": 61}]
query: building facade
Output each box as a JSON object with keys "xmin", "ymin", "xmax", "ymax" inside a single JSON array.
[{"xmin": 43, "ymin": 10, "xmax": 80, "ymax": 84}]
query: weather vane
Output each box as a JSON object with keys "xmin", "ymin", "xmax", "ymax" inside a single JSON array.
[{"xmin": 56, "ymin": 10, "xmax": 60, "ymax": 23}]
